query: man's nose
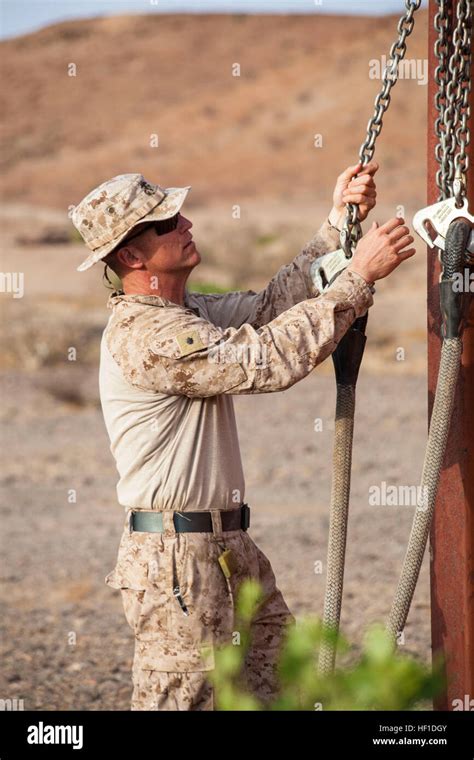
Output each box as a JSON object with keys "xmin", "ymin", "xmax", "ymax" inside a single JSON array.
[{"xmin": 179, "ymin": 215, "xmax": 192, "ymax": 232}]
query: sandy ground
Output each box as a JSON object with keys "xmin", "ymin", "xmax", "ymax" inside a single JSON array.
[{"xmin": 0, "ymin": 201, "xmax": 431, "ymax": 711}]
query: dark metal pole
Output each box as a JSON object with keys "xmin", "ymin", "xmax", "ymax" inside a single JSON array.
[{"xmin": 428, "ymin": 0, "xmax": 474, "ymax": 712}]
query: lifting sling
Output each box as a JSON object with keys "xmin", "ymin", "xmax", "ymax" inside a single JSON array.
[{"xmin": 316, "ymin": 0, "xmax": 473, "ymax": 675}]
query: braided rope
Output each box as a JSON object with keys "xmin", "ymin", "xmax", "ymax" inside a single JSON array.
[
  {"xmin": 386, "ymin": 338, "xmax": 462, "ymax": 642},
  {"xmin": 318, "ymin": 384, "xmax": 356, "ymax": 675}
]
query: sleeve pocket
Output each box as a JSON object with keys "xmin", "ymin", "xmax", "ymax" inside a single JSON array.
[{"xmin": 150, "ymin": 327, "xmax": 249, "ymax": 397}]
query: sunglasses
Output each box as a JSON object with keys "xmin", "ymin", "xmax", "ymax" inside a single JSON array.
[{"xmin": 123, "ymin": 213, "xmax": 180, "ymax": 244}]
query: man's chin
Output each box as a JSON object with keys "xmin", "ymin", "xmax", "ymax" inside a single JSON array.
[
  {"xmin": 183, "ymin": 249, "xmax": 201, "ymax": 271},
  {"xmin": 189, "ymin": 245, "xmax": 201, "ymax": 263}
]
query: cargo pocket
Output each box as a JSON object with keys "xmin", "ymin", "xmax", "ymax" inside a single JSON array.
[
  {"xmin": 170, "ymin": 535, "xmax": 244, "ymax": 653},
  {"xmin": 112, "ymin": 530, "xmax": 246, "ymax": 674},
  {"xmin": 139, "ymin": 534, "xmax": 245, "ymax": 673},
  {"xmin": 105, "ymin": 527, "xmax": 171, "ymax": 640},
  {"xmin": 121, "ymin": 588, "xmax": 146, "ymax": 634},
  {"xmin": 132, "ymin": 549, "xmax": 172, "ymax": 643},
  {"xmin": 129, "ymin": 535, "xmax": 221, "ymax": 674}
]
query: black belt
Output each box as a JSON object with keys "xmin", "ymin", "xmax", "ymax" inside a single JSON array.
[{"xmin": 131, "ymin": 504, "xmax": 250, "ymax": 533}]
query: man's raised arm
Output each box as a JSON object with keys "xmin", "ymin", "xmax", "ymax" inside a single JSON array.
[
  {"xmin": 107, "ymin": 215, "xmax": 416, "ymax": 399},
  {"xmin": 188, "ymin": 162, "xmax": 378, "ymax": 330}
]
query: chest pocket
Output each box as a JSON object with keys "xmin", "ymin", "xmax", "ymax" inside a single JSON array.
[{"xmin": 150, "ymin": 324, "xmax": 249, "ymax": 397}]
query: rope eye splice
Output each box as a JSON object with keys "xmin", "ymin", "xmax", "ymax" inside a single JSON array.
[{"xmin": 317, "ymin": 0, "xmax": 473, "ymax": 677}]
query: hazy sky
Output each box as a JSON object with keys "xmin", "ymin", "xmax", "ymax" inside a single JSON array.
[{"xmin": 0, "ymin": 0, "xmax": 429, "ymax": 40}]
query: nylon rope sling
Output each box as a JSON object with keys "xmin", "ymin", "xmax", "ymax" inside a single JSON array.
[{"xmin": 317, "ymin": 0, "xmax": 473, "ymax": 675}]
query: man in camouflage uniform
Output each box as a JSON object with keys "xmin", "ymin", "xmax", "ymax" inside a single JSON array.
[{"xmin": 72, "ymin": 168, "xmax": 415, "ymax": 710}]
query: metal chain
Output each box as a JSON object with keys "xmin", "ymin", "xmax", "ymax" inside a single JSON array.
[
  {"xmin": 434, "ymin": 1, "xmax": 453, "ymax": 199},
  {"xmin": 340, "ymin": 0, "xmax": 423, "ymax": 257},
  {"xmin": 451, "ymin": 5, "xmax": 472, "ymax": 203},
  {"xmin": 434, "ymin": 0, "xmax": 472, "ymax": 204}
]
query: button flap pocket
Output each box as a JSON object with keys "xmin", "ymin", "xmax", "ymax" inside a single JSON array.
[
  {"xmin": 105, "ymin": 532, "xmax": 159, "ymax": 591},
  {"xmin": 150, "ymin": 325, "xmax": 224, "ymax": 360}
]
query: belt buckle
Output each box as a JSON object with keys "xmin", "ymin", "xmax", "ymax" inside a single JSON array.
[{"xmin": 240, "ymin": 503, "xmax": 250, "ymax": 531}]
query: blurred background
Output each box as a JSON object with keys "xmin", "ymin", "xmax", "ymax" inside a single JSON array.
[{"xmin": 0, "ymin": 1, "xmax": 432, "ymax": 709}]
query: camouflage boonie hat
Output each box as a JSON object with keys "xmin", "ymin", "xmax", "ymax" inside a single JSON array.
[{"xmin": 72, "ymin": 173, "xmax": 191, "ymax": 272}]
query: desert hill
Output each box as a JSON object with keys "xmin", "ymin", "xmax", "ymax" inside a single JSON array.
[{"xmin": 1, "ymin": 12, "xmax": 428, "ymax": 211}]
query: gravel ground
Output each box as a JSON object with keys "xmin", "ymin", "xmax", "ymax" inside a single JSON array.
[{"xmin": 0, "ymin": 365, "xmax": 430, "ymax": 711}]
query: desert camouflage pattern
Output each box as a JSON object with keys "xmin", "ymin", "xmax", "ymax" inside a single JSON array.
[
  {"xmin": 72, "ymin": 173, "xmax": 191, "ymax": 272},
  {"xmin": 101, "ymin": 217, "xmax": 374, "ymax": 709},
  {"xmin": 105, "ymin": 267, "xmax": 372, "ymax": 397},
  {"xmin": 99, "ymin": 220, "xmax": 373, "ymax": 511},
  {"xmin": 106, "ymin": 510, "xmax": 295, "ymax": 710}
]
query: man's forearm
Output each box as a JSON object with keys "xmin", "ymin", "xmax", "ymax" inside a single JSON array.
[
  {"xmin": 189, "ymin": 213, "xmax": 348, "ymax": 331},
  {"xmin": 301, "ymin": 207, "xmax": 345, "ymax": 259},
  {"xmin": 328, "ymin": 205, "xmax": 347, "ymax": 232}
]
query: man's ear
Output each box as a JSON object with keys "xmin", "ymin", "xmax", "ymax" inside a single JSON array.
[{"xmin": 116, "ymin": 246, "xmax": 143, "ymax": 270}]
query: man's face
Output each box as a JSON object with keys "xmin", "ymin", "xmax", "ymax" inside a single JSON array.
[{"xmin": 126, "ymin": 213, "xmax": 201, "ymax": 275}]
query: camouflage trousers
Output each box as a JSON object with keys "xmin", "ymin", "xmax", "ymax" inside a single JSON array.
[{"xmin": 105, "ymin": 509, "xmax": 295, "ymax": 711}]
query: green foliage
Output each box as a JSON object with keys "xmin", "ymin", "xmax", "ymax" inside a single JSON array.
[
  {"xmin": 255, "ymin": 233, "xmax": 279, "ymax": 247},
  {"xmin": 207, "ymin": 580, "xmax": 443, "ymax": 712}
]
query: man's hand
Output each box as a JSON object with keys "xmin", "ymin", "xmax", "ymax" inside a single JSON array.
[
  {"xmin": 348, "ymin": 217, "xmax": 416, "ymax": 284},
  {"xmin": 329, "ymin": 160, "xmax": 379, "ymax": 228}
]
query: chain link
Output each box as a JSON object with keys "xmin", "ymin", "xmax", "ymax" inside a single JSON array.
[
  {"xmin": 434, "ymin": 1, "xmax": 453, "ymax": 198},
  {"xmin": 434, "ymin": 0, "xmax": 472, "ymax": 204},
  {"xmin": 340, "ymin": 0, "xmax": 423, "ymax": 257}
]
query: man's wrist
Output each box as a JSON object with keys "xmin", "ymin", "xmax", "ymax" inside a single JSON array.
[
  {"xmin": 347, "ymin": 265, "xmax": 375, "ymax": 289},
  {"xmin": 328, "ymin": 206, "xmax": 346, "ymax": 232}
]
